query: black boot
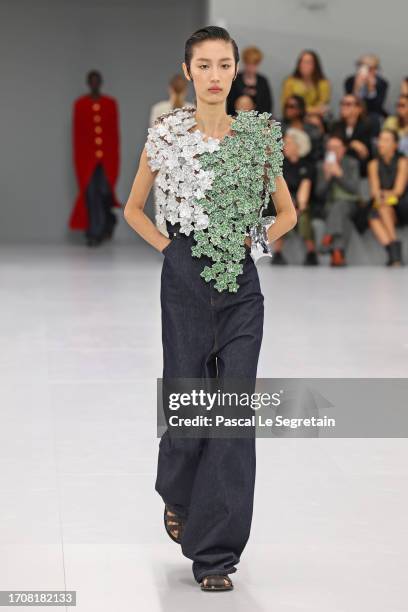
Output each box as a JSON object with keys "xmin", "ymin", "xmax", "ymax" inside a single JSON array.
[
  {"xmin": 387, "ymin": 240, "xmax": 403, "ymax": 266},
  {"xmin": 385, "ymin": 243, "xmax": 392, "ymax": 266},
  {"xmin": 303, "ymin": 250, "xmax": 319, "ymax": 266},
  {"xmin": 271, "ymin": 251, "xmax": 288, "ymax": 265}
]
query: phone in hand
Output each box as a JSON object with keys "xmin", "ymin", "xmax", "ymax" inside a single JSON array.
[{"xmin": 325, "ymin": 151, "xmax": 337, "ymax": 164}]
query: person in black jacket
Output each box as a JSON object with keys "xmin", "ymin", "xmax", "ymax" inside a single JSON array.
[
  {"xmin": 344, "ymin": 54, "xmax": 388, "ymax": 136},
  {"xmin": 331, "ymin": 94, "xmax": 374, "ymax": 177},
  {"xmin": 227, "ymin": 46, "xmax": 273, "ymax": 116}
]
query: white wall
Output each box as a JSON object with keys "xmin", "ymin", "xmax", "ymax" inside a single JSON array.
[{"xmin": 209, "ymin": 0, "xmax": 407, "ymax": 116}]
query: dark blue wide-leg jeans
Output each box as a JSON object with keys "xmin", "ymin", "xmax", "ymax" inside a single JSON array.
[{"xmin": 155, "ymin": 222, "xmax": 264, "ymax": 583}]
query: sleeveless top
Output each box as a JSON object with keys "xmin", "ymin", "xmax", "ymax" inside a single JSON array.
[
  {"xmin": 145, "ymin": 105, "xmax": 284, "ymax": 293},
  {"xmin": 378, "ymin": 152, "xmax": 399, "ymax": 189}
]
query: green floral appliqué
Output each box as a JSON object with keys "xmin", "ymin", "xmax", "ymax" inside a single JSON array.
[{"xmin": 190, "ymin": 110, "xmax": 284, "ymax": 292}]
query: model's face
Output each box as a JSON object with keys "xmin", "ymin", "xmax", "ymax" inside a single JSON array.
[
  {"xmin": 88, "ymin": 75, "xmax": 102, "ymax": 93},
  {"xmin": 183, "ymin": 40, "xmax": 237, "ymax": 105},
  {"xmin": 377, "ymin": 131, "xmax": 397, "ymax": 156},
  {"xmin": 298, "ymin": 53, "xmax": 315, "ymax": 78}
]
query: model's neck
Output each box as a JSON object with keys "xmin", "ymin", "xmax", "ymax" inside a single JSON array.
[{"xmin": 193, "ymin": 103, "xmax": 232, "ymax": 138}]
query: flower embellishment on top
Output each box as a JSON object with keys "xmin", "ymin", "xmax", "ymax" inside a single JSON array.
[{"xmin": 145, "ymin": 105, "xmax": 284, "ymax": 293}]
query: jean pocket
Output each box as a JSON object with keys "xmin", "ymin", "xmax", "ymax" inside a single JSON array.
[{"xmin": 161, "ymin": 238, "xmax": 177, "ymax": 257}]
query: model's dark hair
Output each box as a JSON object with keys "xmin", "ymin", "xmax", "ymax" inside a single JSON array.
[
  {"xmin": 184, "ymin": 26, "xmax": 239, "ymax": 79},
  {"xmin": 293, "ymin": 49, "xmax": 326, "ymax": 85}
]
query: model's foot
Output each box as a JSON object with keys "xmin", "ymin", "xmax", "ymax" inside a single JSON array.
[
  {"xmin": 271, "ymin": 251, "xmax": 288, "ymax": 265},
  {"xmin": 201, "ymin": 575, "xmax": 233, "ymax": 591},
  {"xmin": 164, "ymin": 505, "xmax": 184, "ymax": 543},
  {"xmin": 303, "ymin": 250, "xmax": 319, "ymax": 266},
  {"xmin": 165, "ymin": 509, "xmax": 180, "ymax": 539}
]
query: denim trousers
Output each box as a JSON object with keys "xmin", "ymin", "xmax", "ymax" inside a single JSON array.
[
  {"xmin": 85, "ymin": 163, "xmax": 117, "ymax": 241},
  {"xmin": 155, "ymin": 221, "xmax": 264, "ymax": 583}
]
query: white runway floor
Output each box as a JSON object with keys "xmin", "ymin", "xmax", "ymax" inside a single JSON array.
[{"xmin": 1, "ymin": 243, "xmax": 407, "ymax": 611}]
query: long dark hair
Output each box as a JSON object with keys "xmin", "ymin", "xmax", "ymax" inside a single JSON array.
[
  {"xmin": 184, "ymin": 26, "xmax": 240, "ymax": 80},
  {"xmin": 293, "ymin": 49, "xmax": 326, "ymax": 85}
]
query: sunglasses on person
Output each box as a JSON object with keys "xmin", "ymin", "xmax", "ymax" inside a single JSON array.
[{"xmin": 285, "ymin": 103, "xmax": 299, "ymax": 110}]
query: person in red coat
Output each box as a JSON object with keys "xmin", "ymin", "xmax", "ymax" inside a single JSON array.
[{"xmin": 70, "ymin": 70, "xmax": 121, "ymax": 246}]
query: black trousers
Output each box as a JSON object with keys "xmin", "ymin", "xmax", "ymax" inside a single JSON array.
[
  {"xmin": 85, "ymin": 164, "xmax": 117, "ymax": 241},
  {"xmin": 155, "ymin": 222, "xmax": 264, "ymax": 583}
]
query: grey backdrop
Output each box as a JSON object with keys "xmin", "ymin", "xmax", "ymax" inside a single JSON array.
[{"xmin": 0, "ymin": 0, "xmax": 205, "ymax": 243}]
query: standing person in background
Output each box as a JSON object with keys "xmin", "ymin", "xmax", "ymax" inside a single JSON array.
[
  {"xmin": 227, "ymin": 46, "xmax": 273, "ymax": 115},
  {"xmin": 344, "ymin": 54, "xmax": 388, "ymax": 137},
  {"xmin": 149, "ymin": 74, "xmax": 195, "ymax": 235},
  {"xmin": 69, "ymin": 70, "xmax": 121, "ymax": 247},
  {"xmin": 383, "ymin": 95, "xmax": 408, "ymax": 157},
  {"xmin": 315, "ymin": 135, "xmax": 361, "ymax": 267},
  {"xmin": 281, "ymin": 50, "xmax": 331, "ymax": 119},
  {"xmin": 367, "ymin": 129, "xmax": 408, "ymax": 266},
  {"xmin": 331, "ymin": 94, "xmax": 373, "ymax": 177},
  {"xmin": 149, "ymin": 73, "xmax": 194, "ymax": 127}
]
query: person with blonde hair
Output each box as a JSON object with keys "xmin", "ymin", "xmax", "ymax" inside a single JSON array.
[
  {"xmin": 367, "ymin": 129, "xmax": 408, "ymax": 266},
  {"xmin": 281, "ymin": 50, "xmax": 331, "ymax": 118},
  {"xmin": 149, "ymin": 74, "xmax": 194, "ymax": 234},
  {"xmin": 149, "ymin": 73, "xmax": 194, "ymax": 125},
  {"xmin": 227, "ymin": 45, "xmax": 273, "ymax": 115}
]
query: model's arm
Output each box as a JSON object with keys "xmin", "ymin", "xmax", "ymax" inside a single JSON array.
[
  {"xmin": 123, "ymin": 147, "xmax": 170, "ymax": 253},
  {"xmin": 267, "ymin": 176, "xmax": 298, "ymax": 243}
]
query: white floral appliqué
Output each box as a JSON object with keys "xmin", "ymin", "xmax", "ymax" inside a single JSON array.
[{"xmin": 145, "ymin": 106, "xmax": 220, "ymax": 236}]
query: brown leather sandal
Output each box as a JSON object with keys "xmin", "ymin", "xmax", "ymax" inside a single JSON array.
[
  {"xmin": 200, "ymin": 575, "xmax": 234, "ymax": 591},
  {"xmin": 163, "ymin": 505, "xmax": 184, "ymax": 544}
]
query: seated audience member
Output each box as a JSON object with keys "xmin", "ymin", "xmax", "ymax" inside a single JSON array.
[
  {"xmin": 400, "ymin": 77, "xmax": 408, "ymax": 97},
  {"xmin": 281, "ymin": 50, "xmax": 331, "ymax": 119},
  {"xmin": 344, "ymin": 54, "xmax": 388, "ymax": 136},
  {"xmin": 281, "ymin": 95, "xmax": 325, "ymax": 162},
  {"xmin": 271, "ymin": 129, "xmax": 319, "ymax": 266},
  {"xmin": 315, "ymin": 135, "xmax": 361, "ymax": 266},
  {"xmin": 234, "ymin": 94, "xmax": 256, "ymax": 112},
  {"xmin": 227, "ymin": 46, "xmax": 273, "ymax": 116},
  {"xmin": 383, "ymin": 95, "xmax": 408, "ymax": 156},
  {"xmin": 331, "ymin": 94, "xmax": 373, "ymax": 177},
  {"xmin": 367, "ymin": 129, "xmax": 408, "ymax": 266}
]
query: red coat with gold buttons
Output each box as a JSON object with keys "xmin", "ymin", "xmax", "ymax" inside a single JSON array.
[{"xmin": 69, "ymin": 94, "xmax": 122, "ymax": 229}]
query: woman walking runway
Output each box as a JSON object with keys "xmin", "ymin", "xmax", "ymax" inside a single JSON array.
[{"xmin": 124, "ymin": 26, "xmax": 296, "ymax": 591}]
